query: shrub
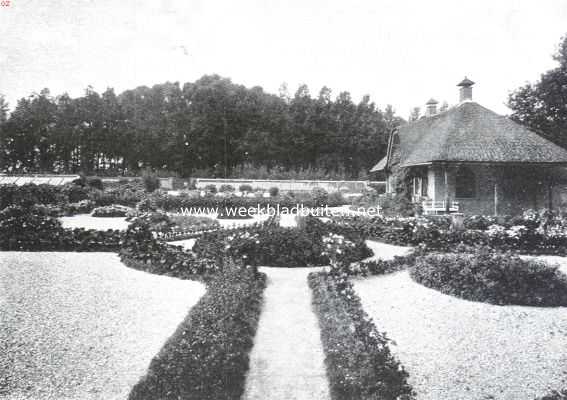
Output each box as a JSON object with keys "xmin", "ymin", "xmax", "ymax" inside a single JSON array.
[
  {"xmin": 327, "ymin": 191, "xmax": 345, "ymax": 205},
  {"xmin": 410, "ymin": 247, "xmax": 567, "ymax": 306},
  {"xmin": 142, "ymin": 169, "xmax": 160, "ymax": 193},
  {"xmin": 219, "ymin": 184, "xmax": 235, "ymax": 193},
  {"xmin": 309, "ymin": 271, "xmax": 415, "ymax": 400},
  {"xmin": 0, "ymin": 183, "xmax": 66, "ymax": 208},
  {"xmin": 120, "ymin": 220, "xmax": 220, "ymax": 278},
  {"xmin": 239, "ymin": 184, "xmax": 253, "ymax": 193},
  {"xmin": 268, "ymin": 186, "xmax": 279, "ymax": 197},
  {"xmin": 312, "ymin": 187, "xmax": 328, "ymax": 205},
  {"xmin": 86, "ymin": 177, "xmax": 104, "ymax": 190},
  {"xmin": 0, "ymin": 205, "xmax": 121, "ymax": 251},
  {"xmin": 128, "ymin": 261, "xmax": 265, "ymax": 400},
  {"xmin": 204, "ymin": 184, "xmax": 218, "ymax": 194},
  {"xmin": 63, "ymin": 199, "xmax": 95, "ymax": 216},
  {"xmin": 194, "ymin": 218, "xmax": 371, "ymax": 268},
  {"xmin": 169, "ymin": 214, "xmax": 219, "ymax": 231},
  {"xmin": 92, "ymin": 204, "xmax": 132, "ymax": 217}
]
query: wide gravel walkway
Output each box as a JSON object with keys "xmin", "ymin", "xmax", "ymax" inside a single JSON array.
[
  {"xmin": 242, "ymin": 267, "xmax": 330, "ymax": 400},
  {"xmin": 0, "ymin": 252, "xmax": 205, "ymax": 400},
  {"xmin": 354, "ymin": 269, "xmax": 567, "ymax": 400}
]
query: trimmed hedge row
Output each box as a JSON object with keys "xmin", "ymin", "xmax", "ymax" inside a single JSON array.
[
  {"xmin": 0, "ymin": 205, "xmax": 121, "ymax": 251},
  {"xmin": 308, "ymin": 271, "xmax": 415, "ymax": 400},
  {"xmin": 119, "ymin": 220, "xmax": 221, "ymax": 278},
  {"xmin": 410, "ymin": 247, "xmax": 567, "ymax": 307},
  {"xmin": 128, "ymin": 260, "xmax": 265, "ymax": 400}
]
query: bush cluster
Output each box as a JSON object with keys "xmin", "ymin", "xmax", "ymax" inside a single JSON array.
[
  {"xmin": 193, "ymin": 217, "xmax": 371, "ymax": 268},
  {"xmin": 410, "ymin": 247, "xmax": 567, "ymax": 306},
  {"xmin": 0, "ymin": 183, "xmax": 72, "ymax": 208},
  {"xmin": 92, "ymin": 204, "xmax": 132, "ymax": 217},
  {"xmin": 0, "ymin": 205, "xmax": 121, "ymax": 251},
  {"xmin": 323, "ymin": 210, "xmax": 567, "ymax": 255},
  {"xmin": 119, "ymin": 220, "xmax": 220, "ymax": 278},
  {"xmin": 128, "ymin": 260, "xmax": 265, "ymax": 400},
  {"xmin": 308, "ymin": 271, "xmax": 415, "ymax": 400},
  {"xmin": 145, "ymin": 190, "xmax": 346, "ymax": 212}
]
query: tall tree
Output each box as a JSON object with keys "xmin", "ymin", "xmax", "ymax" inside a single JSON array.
[{"xmin": 509, "ymin": 34, "xmax": 567, "ymax": 148}]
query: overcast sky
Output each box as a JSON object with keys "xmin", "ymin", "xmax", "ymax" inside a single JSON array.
[{"xmin": 0, "ymin": 0, "xmax": 566, "ymax": 118}]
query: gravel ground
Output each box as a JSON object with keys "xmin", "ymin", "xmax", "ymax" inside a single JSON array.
[
  {"xmin": 364, "ymin": 240, "xmax": 413, "ymax": 261},
  {"xmin": 59, "ymin": 215, "xmax": 130, "ymax": 231},
  {"xmin": 242, "ymin": 267, "xmax": 330, "ymax": 400},
  {"xmin": 0, "ymin": 252, "xmax": 205, "ymax": 400},
  {"xmin": 354, "ymin": 269, "xmax": 567, "ymax": 400}
]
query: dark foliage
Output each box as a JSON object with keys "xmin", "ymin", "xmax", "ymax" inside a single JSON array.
[
  {"xmin": 410, "ymin": 247, "xmax": 567, "ymax": 306},
  {"xmin": 193, "ymin": 217, "xmax": 371, "ymax": 268},
  {"xmin": 128, "ymin": 261, "xmax": 265, "ymax": 400},
  {"xmin": 0, "ymin": 205, "xmax": 121, "ymax": 251},
  {"xmin": 309, "ymin": 271, "xmax": 415, "ymax": 400}
]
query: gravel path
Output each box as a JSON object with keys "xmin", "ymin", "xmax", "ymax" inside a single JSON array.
[
  {"xmin": 354, "ymin": 271, "xmax": 567, "ymax": 400},
  {"xmin": 364, "ymin": 240, "xmax": 413, "ymax": 261},
  {"xmin": 0, "ymin": 252, "xmax": 205, "ymax": 400},
  {"xmin": 242, "ymin": 267, "xmax": 330, "ymax": 400},
  {"xmin": 59, "ymin": 215, "xmax": 130, "ymax": 231}
]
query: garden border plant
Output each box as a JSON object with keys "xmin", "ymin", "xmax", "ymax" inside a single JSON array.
[
  {"xmin": 308, "ymin": 270, "xmax": 415, "ymax": 400},
  {"xmin": 409, "ymin": 246, "xmax": 567, "ymax": 307}
]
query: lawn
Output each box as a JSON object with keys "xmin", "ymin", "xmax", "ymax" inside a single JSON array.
[
  {"xmin": 354, "ymin": 268, "xmax": 567, "ymax": 400},
  {"xmin": 0, "ymin": 252, "xmax": 205, "ymax": 400}
]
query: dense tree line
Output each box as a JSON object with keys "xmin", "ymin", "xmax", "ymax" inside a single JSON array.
[
  {"xmin": 509, "ymin": 34, "xmax": 567, "ymax": 148},
  {"xmin": 0, "ymin": 75, "xmax": 403, "ymax": 178}
]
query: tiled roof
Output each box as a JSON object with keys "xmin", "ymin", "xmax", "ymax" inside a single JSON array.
[{"xmin": 392, "ymin": 102, "xmax": 567, "ymax": 167}]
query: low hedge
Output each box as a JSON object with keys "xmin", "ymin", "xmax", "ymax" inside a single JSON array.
[
  {"xmin": 145, "ymin": 191, "xmax": 346, "ymax": 212},
  {"xmin": 0, "ymin": 183, "xmax": 88, "ymax": 208},
  {"xmin": 410, "ymin": 247, "xmax": 567, "ymax": 306},
  {"xmin": 119, "ymin": 220, "xmax": 220, "ymax": 278},
  {"xmin": 0, "ymin": 205, "xmax": 121, "ymax": 251},
  {"xmin": 128, "ymin": 260, "xmax": 266, "ymax": 400},
  {"xmin": 308, "ymin": 271, "xmax": 415, "ymax": 400}
]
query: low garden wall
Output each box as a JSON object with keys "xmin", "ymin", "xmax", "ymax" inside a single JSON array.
[{"xmin": 195, "ymin": 178, "xmax": 378, "ymax": 193}]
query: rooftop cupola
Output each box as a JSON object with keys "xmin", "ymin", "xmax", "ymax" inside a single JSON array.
[
  {"xmin": 425, "ymin": 98, "xmax": 439, "ymax": 116},
  {"xmin": 457, "ymin": 77, "xmax": 475, "ymax": 102}
]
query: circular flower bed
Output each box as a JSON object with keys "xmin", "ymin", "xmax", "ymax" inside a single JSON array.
[{"xmin": 410, "ymin": 247, "xmax": 567, "ymax": 307}]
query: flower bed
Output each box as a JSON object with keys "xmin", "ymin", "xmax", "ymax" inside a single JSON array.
[
  {"xmin": 323, "ymin": 209, "xmax": 567, "ymax": 255},
  {"xmin": 0, "ymin": 205, "xmax": 121, "ymax": 251},
  {"xmin": 410, "ymin": 247, "xmax": 567, "ymax": 306},
  {"xmin": 308, "ymin": 271, "xmax": 415, "ymax": 400},
  {"xmin": 193, "ymin": 217, "xmax": 371, "ymax": 268},
  {"xmin": 119, "ymin": 220, "xmax": 220, "ymax": 279},
  {"xmin": 127, "ymin": 260, "xmax": 265, "ymax": 400},
  {"xmin": 92, "ymin": 204, "xmax": 133, "ymax": 217}
]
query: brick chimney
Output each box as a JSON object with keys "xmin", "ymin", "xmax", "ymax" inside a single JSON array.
[
  {"xmin": 457, "ymin": 77, "xmax": 474, "ymax": 102},
  {"xmin": 425, "ymin": 98, "xmax": 438, "ymax": 116}
]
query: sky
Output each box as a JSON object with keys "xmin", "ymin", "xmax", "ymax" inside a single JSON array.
[{"xmin": 0, "ymin": 0, "xmax": 566, "ymax": 118}]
